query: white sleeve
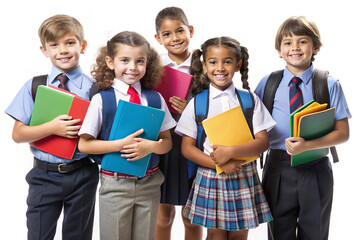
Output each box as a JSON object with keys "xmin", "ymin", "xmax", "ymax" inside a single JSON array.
[
  {"xmin": 158, "ymin": 93, "xmax": 177, "ymax": 132},
  {"xmin": 78, "ymin": 93, "xmax": 103, "ymax": 138},
  {"xmin": 175, "ymin": 98, "xmax": 197, "ymax": 139},
  {"xmin": 251, "ymin": 92, "xmax": 276, "ymax": 135}
]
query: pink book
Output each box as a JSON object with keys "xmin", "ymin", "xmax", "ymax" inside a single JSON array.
[{"xmin": 155, "ymin": 66, "xmax": 193, "ymax": 113}]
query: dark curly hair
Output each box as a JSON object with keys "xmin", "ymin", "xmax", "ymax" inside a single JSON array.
[
  {"xmin": 91, "ymin": 31, "xmax": 163, "ymax": 90},
  {"xmin": 189, "ymin": 36, "xmax": 250, "ymax": 95}
]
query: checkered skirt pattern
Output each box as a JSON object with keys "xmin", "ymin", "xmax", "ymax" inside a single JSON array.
[{"xmin": 183, "ymin": 162, "xmax": 272, "ymax": 231}]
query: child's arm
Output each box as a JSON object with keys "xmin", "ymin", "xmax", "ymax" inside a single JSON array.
[
  {"xmin": 169, "ymin": 96, "xmax": 188, "ymax": 114},
  {"xmin": 181, "ymin": 135, "xmax": 216, "ymax": 169},
  {"xmin": 78, "ymin": 129, "xmax": 144, "ymax": 155},
  {"xmin": 210, "ymin": 129, "xmax": 269, "ymax": 166},
  {"xmin": 120, "ymin": 129, "xmax": 172, "ymax": 161},
  {"xmin": 12, "ymin": 115, "xmax": 81, "ymax": 143},
  {"xmin": 285, "ymin": 118, "xmax": 349, "ymax": 155}
]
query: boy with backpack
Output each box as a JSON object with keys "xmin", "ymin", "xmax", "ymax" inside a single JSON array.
[
  {"xmin": 254, "ymin": 16, "xmax": 351, "ymax": 240},
  {"xmin": 5, "ymin": 14, "xmax": 98, "ymax": 240}
]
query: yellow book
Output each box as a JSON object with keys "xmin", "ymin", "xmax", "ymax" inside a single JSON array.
[{"xmin": 202, "ymin": 106, "xmax": 259, "ymax": 174}]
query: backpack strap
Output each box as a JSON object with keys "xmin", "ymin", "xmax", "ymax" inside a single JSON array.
[
  {"xmin": 188, "ymin": 89, "xmax": 209, "ymax": 178},
  {"xmin": 195, "ymin": 89, "xmax": 209, "ymax": 152},
  {"xmin": 89, "ymin": 82, "xmax": 100, "ymax": 100},
  {"xmin": 31, "ymin": 75, "xmax": 48, "ymax": 101},
  {"xmin": 90, "ymin": 88, "xmax": 117, "ymax": 164},
  {"xmin": 235, "ymin": 89, "xmax": 254, "ymax": 136},
  {"xmin": 262, "ymin": 70, "xmax": 283, "ymax": 114},
  {"xmin": 312, "ymin": 69, "xmax": 330, "ymax": 105},
  {"xmin": 143, "ymin": 89, "xmax": 161, "ymax": 109},
  {"xmin": 312, "ymin": 69, "xmax": 339, "ymax": 163}
]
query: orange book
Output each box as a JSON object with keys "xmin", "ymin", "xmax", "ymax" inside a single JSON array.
[{"xmin": 29, "ymin": 85, "xmax": 90, "ymax": 159}]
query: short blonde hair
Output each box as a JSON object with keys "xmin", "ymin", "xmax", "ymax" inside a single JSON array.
[
  {"xmin": 38, "ymin": 14, "xmax": 84, "ymax": 47},
  {"xmin": 275, "ymin": 16, "xmax": 322, "ymax": 61}
]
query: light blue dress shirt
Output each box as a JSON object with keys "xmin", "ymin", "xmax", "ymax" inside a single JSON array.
[
  {"xmin": 5, "ymin": 66, "xmax": 94, "ymax": 163},
  {"xmin": 254, "ymin": 64, "xmax": 351, "ymax": 150}
]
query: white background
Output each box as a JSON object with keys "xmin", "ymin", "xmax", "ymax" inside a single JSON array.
[{"xmin": 0, "ymin": 0, "xmax": 358, "ymax": 239}]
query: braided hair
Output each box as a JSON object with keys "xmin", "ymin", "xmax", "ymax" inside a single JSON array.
[{"xmin": 189, "ymin": 36, "xmax": 250, "ymax": 95}]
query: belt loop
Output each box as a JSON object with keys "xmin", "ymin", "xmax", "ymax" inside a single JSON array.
[
  {"xmin": 114, "ymin": 172, "xmax": 119, "ymax": 181},
  {"xmin": 44, "ymin": 161, "xmax": 49, "ymax": 172}
]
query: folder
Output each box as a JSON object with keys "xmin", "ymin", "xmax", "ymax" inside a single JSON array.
[
  {"xmin": 202, "ymin": 106, "xmax": 259, "ymax": 174},
  {"xmin": 101, "ymin": 100, "xmax": 165, "ymax": 177},
  {"xmin": 29, "ymin": 85, "xmax": 90, "ymax": 159},
  {"xmin": 154, "ymin": 66, "xmax": 193, "ymax": 113},
  {"xmin": 293, "ymin": 101, "xmax": 327, "ymax": 137},
  {"xmin": 289, "ymin": 100, "xmax": 336, "ymax": 166}
]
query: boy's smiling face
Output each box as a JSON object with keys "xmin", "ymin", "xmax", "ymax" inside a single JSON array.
[
  {"xmin": 278, "ymin": 34, "xmax": 319, "ymax": 76},
  {"xmin": 155, "ymin": 18, "xmax": 193, "ymax": 64},
  {"xmin": 40, "ymin": 32, "xmax": 86, "ymax": 73}
]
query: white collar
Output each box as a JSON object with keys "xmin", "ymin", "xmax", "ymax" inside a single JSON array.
[
  {"xmin": 162, "ymin": 52, "xmax": 192, "ymax": 68},
  {"xmin": 209, "ymin": 82, "xmax": 236, "ymax": 99},
  {"xmin": 112, "ymin": 78, "xmax": 142, "ymax": 95}
]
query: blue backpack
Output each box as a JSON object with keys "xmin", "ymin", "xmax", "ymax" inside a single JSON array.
[
  {"xmin": 90, "ymin": 86, "xmax": 161, "ymax": 164},
  {"xmin": 188, "ymin": 88, "xmax": 254, "ymax": 178}
]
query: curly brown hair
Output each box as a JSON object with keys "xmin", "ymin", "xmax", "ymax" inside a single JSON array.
[
  {"xmin": 91, "ymin": 31, "xmax": 163, "ymax": 90},
  {"xmin": 189, "ymin": 36, "xmax": 250, "ymax": 96}
]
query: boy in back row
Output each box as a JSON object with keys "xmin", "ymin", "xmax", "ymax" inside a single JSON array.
[
  {"xmin": 255, "ymin": 16, "xmax": 351, "ymax": 240},
  {"xmin": 5, "ymin": 15, "xmax": 99, "ymax": 239}
]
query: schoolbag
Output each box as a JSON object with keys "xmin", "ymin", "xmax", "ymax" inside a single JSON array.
[
  {"xmin": 31, "ymin": 76, "xmax": 162, "ymax": 164},
  {"xmin": 89, "ymin": 85, "xmax": 161, "ymax": 164},
  {"xmin": 189, "ymin": 88, "xmax": 255, "ymax": 178},
  {"xmin": 261, "ymin": 69, "xmax": 339, "ymax": 167},
  {"xmin": 31, "ymin": 75, "xmax": 48, "ymax": 101}
]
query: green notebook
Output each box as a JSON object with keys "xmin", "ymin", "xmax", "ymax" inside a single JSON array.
[{"xmin": 290, "ymin": 100, "xmax": 336, "ymax": 167}]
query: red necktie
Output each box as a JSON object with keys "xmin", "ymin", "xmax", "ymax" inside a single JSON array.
[
  {"xmin": 127, "ymin": 86, "xmax": 141, "ymax": 104},
  {"xmin": 289, "ymin": 77, "xmax": 303, "ymax": 113},
  {"xmin": 57, "ymin": 74, "xmax": 69, "ymax": 91}
]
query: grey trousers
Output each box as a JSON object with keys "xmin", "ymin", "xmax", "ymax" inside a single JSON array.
[{"xmin": 99, "ymin": 170, "xmax": 164, "ymax": 240}]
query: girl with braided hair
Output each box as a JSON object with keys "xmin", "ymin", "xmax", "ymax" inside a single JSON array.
[{"xmin": 175, "ymin": 36, "xmax": 275, "ymax": 240}]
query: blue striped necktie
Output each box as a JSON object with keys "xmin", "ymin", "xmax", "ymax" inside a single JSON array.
[{"xmin": 289, "ymin": 77, "xmax": 303, "ymax": 113}]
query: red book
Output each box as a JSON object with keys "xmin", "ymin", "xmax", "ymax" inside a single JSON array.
[
  {"xmin": 155, "ymin": 66, "xmax": 193, "ymax": 113},
  {"xmin": 29, "ymin": 85, "xmax": 90, "ymax": 159}
]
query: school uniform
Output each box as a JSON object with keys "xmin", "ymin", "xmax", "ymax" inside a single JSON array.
[
  {"xmin": 5, "ymin": 66, "xmax": 99, "ymax": 240},
  {"xmin": 79, "ymin": 79, "xmax": 176, "ymax": 240},
  {"xmin": 254, "ymin": 65, "xmax": 352, "ymax": 240},
  {"xmin": 159, "ymin": 52, "xmax": 194, "ymax": 205},
  {"xmin": 175, "ymin": 83, "xmax": 275, "ymax": 231}
]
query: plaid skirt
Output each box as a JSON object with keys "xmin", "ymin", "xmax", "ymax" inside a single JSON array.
[{"xmin": 183, "ymin": 161, "xmax": 272, "ymax": 231}]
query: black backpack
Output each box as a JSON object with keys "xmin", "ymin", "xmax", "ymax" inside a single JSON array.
[{"xmin": 261, "ymin": 69, "xmax": 338, "ymax": 167}]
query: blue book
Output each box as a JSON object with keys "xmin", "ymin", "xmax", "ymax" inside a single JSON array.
[{"xmin": 101, "ymin": 100, "xmax": 165, "ymax": 176}]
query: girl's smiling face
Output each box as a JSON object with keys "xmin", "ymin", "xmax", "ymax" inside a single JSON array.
[
  {"xmin": 105, "ymin": 44, "xmax": 147, "ymax": 85},
  {"xmin": 202, "ymin": 45, "xmax": 242, "ymax": 91}
]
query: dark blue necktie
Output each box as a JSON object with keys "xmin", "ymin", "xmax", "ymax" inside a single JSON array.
[{"xmin": 289, "ymin": 77, "xmax": 303, "ymax": 113}]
